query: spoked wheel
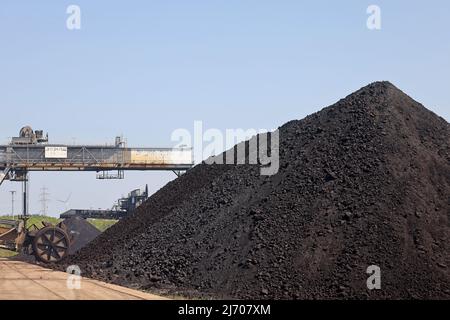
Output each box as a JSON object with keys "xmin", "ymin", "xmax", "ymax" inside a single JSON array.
[{"xmin": 32, "ymin": 226, "xmax": 70, "ymax": 263}]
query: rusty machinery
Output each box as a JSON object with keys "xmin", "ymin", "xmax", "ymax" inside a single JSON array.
[
  {"xmin": 0, "ymin": 126, "xmax": 194, "ymax": 263},
  {"xmin": 0, "ymin": 218, "xmax": 71, "ymax": 263}
]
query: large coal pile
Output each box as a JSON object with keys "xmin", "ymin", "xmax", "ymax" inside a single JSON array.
[{"xmin": 59, "ymin": 82, "xmax": 450, "ymax": 299}]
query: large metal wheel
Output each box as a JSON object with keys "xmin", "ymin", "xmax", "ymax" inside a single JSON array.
[{"xmin": 32, "ymin": 226, "xmax": 70, "ymax": 263}]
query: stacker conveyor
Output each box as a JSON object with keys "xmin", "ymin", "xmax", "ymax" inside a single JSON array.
[{"xmin": 0, "ymin": 126, "xmax": 193, "ymax": 182}]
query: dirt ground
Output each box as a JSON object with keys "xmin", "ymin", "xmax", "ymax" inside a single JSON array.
[{"xmin": 0, "ymin": 258, "xmax": 168, "ymax": 300}]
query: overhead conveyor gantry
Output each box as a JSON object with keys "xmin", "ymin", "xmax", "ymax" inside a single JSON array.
[
  {"xmin": 0, "ymin": 144, "xmax": 193, "ymax": 173},
  {"xmin": 0, "ymin": 126, "xmax": 194, "ymax": 215}
]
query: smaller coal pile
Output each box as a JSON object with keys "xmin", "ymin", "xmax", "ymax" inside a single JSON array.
[{"xmin": 63, "ymin": 217, "xmax": 101, "ymax": 255}]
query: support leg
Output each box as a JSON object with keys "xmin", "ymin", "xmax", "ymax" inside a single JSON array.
[
  {"xmin": 22, "ymin": 171, "xmax": 28, "ymax": 216},
  {"xmin": 0, "ymin": 168, "xmax": 10, "ymax": 186}
]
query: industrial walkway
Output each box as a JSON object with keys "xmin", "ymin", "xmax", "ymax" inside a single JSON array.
[{"xmin": 0, "ymin": 258, "xmax": 167, "ymax": 300}]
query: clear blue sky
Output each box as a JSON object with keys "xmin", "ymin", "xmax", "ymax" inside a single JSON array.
[{"xmin": 1, "ymin": 1, "xmax": 449, "ymax": 216}]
